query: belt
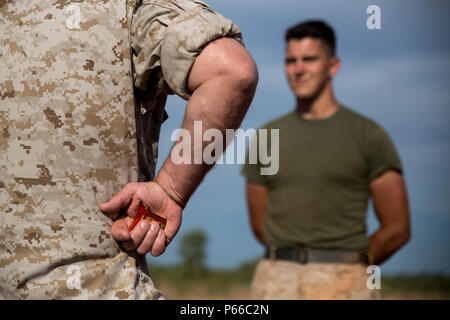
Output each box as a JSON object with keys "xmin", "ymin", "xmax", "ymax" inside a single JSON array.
[{"xmin": 264, "ymin": 247, "xmax": 369, "ymax": 265}]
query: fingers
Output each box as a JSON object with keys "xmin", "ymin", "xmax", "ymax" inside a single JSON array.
[
  {"xmin": 123, "ymin": 221, "xmax": 160, "ymax": 253},
  {"xmin": 110, "ymin": 216, "xmax": 131, "ymax": 242},
  {"xmin": 150, "ymin": 230, "xmax": 167, "ymax": 257},
  {"xmin": 120, "ymin": 221, "xmax": 169, "ymax": 256},
  {"xmin": 105, "ymin": 181, "xmax": 183, "ymax": 256}
]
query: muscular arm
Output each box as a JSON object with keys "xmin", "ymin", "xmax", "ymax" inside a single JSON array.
[
  {"xmin": 368, "ymin": 170, "xmax": 411, "ymax": 265},
  {"xmin": 156, "ymin": 37, "xmax": 258, "ymax": 207},
  {"xmin": 246, "ymin": 181, "xmax": 268, "ymax": 246},
  {"xmin": 101, "ymin": 38, "xmax": 258, "ymax": 256}
]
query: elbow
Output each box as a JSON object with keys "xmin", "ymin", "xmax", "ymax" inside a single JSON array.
[
  {"xmin": 253, "ymin": 228, "xmax": 263, "ymax": 242},
  {"xmin": 187, "ymin": 37, "xmax": 259, "ymax": 97},
  {"xmin": 398, "ymin": 217, "xmax": 411, "ymax": 246},
  {"xmin": 237, "ymin": 58, "xmax": 259, "ymax": 94},
  {"xmin": 392, "ymin": 224, "xmax": 411, "ymax": 249},
  {"xmin": 401, "ymin": 227, "xmax": 411, "ymax": 246},
  {"xmin": 225, "ymin": 52, "xmax": 259, "ymax": 99},
  {"xmin": 251, "ymin": 225, "xmax": 265, "ymax": 245},
  {"xmin": 217, "ymin": 38, "xmax": 259, "ymax": 98}
]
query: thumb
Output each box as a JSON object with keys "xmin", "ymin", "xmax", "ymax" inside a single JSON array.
[{"xmin": 99, "ymin": 183, "xmax": 135, "ymax": 215}]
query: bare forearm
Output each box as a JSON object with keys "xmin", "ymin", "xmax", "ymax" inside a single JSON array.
[
  {"xmin": 156, "ymin": 82, "xmax": 250, "ymax": 205},
  {"xmin": 368, "ymin": 227, "xmax": 410, "ymax": 265},
  {"xmin": 249, "ymin": 198, "xmax": 266, "ymax": 246},
  {"xmin": 246, "ymin": 182, "xmax": 268, "ymax": 246},
  {"xmin": 368, "ymin": 171, "xmax": 411, "ymax": 265},
  {"xmin": 156, "ymin": 39, "xmax": 258, "ymax": 207},
  {"xmin": 252, "ymin": 226, "xmax": 266, "ymax": 246}
]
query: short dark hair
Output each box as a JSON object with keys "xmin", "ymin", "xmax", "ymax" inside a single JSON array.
[{"xmin": 285, "ymin": 20, "xmax": 336, "ymax": 56}]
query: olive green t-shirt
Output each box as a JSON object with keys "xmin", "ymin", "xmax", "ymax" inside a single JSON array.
[{"xmin": 241, "ymin": 106, "xmax": 402, "ymax": 250}]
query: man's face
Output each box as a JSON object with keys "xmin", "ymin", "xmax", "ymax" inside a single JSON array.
[{"xmin": 285, "ymin": 37, "xmax": 339, "ymax": 99}]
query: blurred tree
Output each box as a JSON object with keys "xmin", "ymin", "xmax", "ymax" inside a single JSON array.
[{"xmin": 178, "ymin": 228, "xmax": 208, "ymax": 271}]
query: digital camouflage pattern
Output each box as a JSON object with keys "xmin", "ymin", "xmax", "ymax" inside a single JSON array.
[
  {"xmin": 250, "ymin": 259, "xmax": 379, "ymax": 300},
  {"xmin": 0, "ymin": 0, "xmax": 158, "ymax": 299},
  {"xmin": 0, "ymin": 0, "xmax": 242, "ymax": 299},
  {"xmin": 131, "ymin": 0, "xmax": 243, "ymax": 182},
  {"xmin": 132, "ymin": 0, "xmax": 243, "ymax": 99}
]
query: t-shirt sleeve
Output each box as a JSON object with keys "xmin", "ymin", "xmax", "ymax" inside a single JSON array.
[
  {"xmin": 241, "ymin": 132, "xmax": 268, "ymax": 185},
  {"xmin": 241, "ymin": 161, "xmax": 267, "ymax": 185},
  {"xmin": 365, "ymin": 126, "xmax": 403, "ymax": 181}
]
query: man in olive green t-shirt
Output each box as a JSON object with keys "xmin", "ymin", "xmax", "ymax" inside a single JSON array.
[{"xmin": 241, "ymin": 20, "xmax": 410, "ymax": 299}]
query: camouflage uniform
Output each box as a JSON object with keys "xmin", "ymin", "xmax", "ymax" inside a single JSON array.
[
  {"xmin": 0, "ymin": 0, "xmax": 242, "ymax": 299},
  {"xmin": 131, "ymin": 0, "xmax": 243, "ymax": 182},
  {"xmin": 250, "ymin": 260, "xmax": 380, "ymax": 300}
]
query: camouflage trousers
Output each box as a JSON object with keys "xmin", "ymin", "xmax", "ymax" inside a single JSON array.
[{"xmin": 250, "ymin": 259, "xmax": 380, "ymax": 300}]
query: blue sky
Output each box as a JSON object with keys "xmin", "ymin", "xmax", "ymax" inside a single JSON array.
[{"xmin": 148, "ymin": 0, "xmax": 450, "ymax": 275}]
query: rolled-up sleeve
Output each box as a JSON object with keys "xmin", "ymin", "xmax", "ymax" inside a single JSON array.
[{"xmin": 131, "ymin": 0, "xmax": 244, "ymax": 100}]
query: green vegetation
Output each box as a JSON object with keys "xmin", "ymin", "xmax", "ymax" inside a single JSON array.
[
  {"xmin": 148, "ymin": 229, "xmax": 450, "ymax": 299},
  {"xmin": 178, "ymin": 228, "xmax": 208, "ymax": 270},
  {"xmin": 150, "ymin": 261, "xmax": 450, "ymax": 299},
  {"xmin": 148, "ymin": 228, "xmax": 257, "ymax": 296},
  {"xmin": 149, "ymin": 261, "xmax": 256, "ymax": 296},
  {"xmin": 380, "ymin": 273, "xmax": 450, "ymax": 298}
]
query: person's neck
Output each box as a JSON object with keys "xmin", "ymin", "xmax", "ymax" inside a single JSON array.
[{"xmin": 296, "ymin": 86, "xmax": 340, "ymax": 120}]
